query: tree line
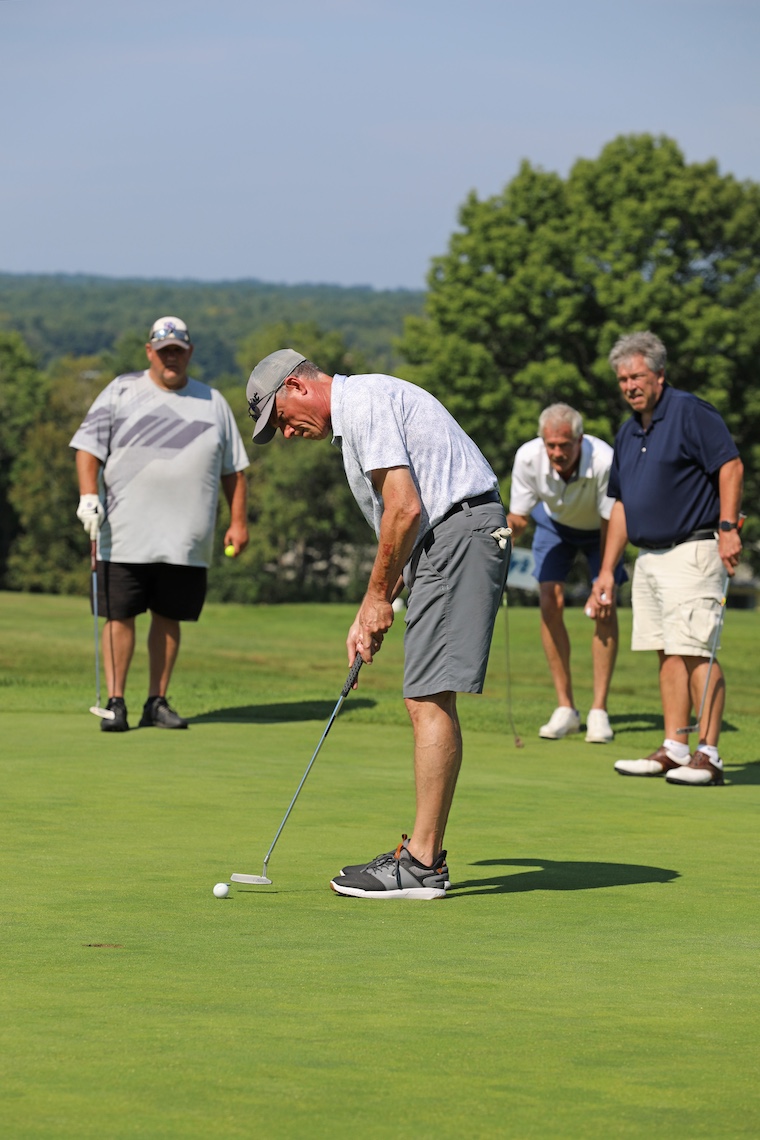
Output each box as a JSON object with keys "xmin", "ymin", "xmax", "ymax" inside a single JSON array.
[{"xmin": 1, "ymin": 134, "xmax": 757, "ymax": 604}]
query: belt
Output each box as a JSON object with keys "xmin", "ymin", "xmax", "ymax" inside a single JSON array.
[
  {"xmin": 638, "ymin": 527, "xmax": 716, "ymax": 552},
  {"xmin": 441, "ymin": 490, "xmax": 502, "ymax": 522}
]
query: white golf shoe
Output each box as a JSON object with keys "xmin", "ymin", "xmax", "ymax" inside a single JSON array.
[
  {"xmin": 665, "ymin": 749, "xmax": 724, "ymax": 786},
  {"xmin": 585, "ymin": 709, "xmax": 614, "ymax": 743},
  {"xmin": 539, "ymin": 707, "xmax": 581, "ymax": 739},
  {"xmin": 614, "ymin": 745, "xmax": 685, "ymax": 777}
]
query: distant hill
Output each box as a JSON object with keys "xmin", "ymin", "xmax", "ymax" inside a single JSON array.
[{"xmin": 0, "ymin": 272, "xmax": 425, "ymax": 378}]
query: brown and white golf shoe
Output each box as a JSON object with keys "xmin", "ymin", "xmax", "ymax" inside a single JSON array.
[
  {"xmin": 665, "ymin": 749, "xmax": 724, "ymax": 786},
  {"xmin": 614, "ymin": 745, "xmax": 686, "ymax": 778}
]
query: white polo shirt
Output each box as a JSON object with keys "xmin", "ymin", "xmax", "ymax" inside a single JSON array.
[{"xmin": 509, "ymin": 434, "xmax": 615, "ymax": 531}]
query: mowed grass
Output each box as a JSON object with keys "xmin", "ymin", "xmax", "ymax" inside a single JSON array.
[{"xmin": 1, "ymin": 592, "xmax": 759, "ymax": 1139}]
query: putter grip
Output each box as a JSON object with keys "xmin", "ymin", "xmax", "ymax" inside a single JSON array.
[{"xmin": 342, "ymin": 655, "xmax": 363, "ymax": 697}]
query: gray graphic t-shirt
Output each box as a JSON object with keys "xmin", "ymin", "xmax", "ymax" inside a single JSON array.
[{"xmin": 70, "ymin": 371, "xmax": 249, "ymax": 566}]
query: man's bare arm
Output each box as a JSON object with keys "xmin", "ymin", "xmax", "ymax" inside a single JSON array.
[
  {"xmin": 221, "ymin": 471, "xmax": 249, "ymax": 555},
  {"xmin": 347, "ymin": 466, "xmax": 421, "ymax": 666}
]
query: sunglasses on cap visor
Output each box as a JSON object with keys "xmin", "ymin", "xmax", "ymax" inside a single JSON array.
[
  {"xmin": 150, "ymin": 326, "xmax": 191, "ymax": 346},
  {"xmin": 247, "ymin": 379, "xmax": 285, "ymax": 421}
]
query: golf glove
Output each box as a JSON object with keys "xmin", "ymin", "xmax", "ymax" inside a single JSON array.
[
  {"xmin": 490, "ymin": 526, "xmax": 512, "ymax": 550},
  {"xmin": 76, "ymin": 494, "xmax": 105, "ymax": 540}
]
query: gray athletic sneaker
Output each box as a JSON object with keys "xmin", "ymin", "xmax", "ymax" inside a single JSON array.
[
  {"xmin": 139, "ymin": 696, "xmax": 188, "ymax": 729},
  {"xmin": 331, "ymin": 837, "xmax": 449, "ymax": 900},
  {"xmin": 101, "ymin": 696, "xmax": 128, "ymax": 733}
]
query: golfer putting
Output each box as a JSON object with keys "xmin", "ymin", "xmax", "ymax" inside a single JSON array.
[{"xmin": 246, "ymin": 350, "xmax": 511, "ymax": 899}]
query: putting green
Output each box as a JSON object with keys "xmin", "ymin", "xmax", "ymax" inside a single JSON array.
[{"xmin": 1, "ymin": 594, "xmax": 758, "ymax": 1137}]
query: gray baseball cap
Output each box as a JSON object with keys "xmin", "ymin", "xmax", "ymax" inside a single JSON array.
[
  {"xmin": 148, "ymin": 316, "xmax": 192, "ymax": 351},
  {"xmin": 246, "ymin": 349, "xmax": 307, "ymax": 444}
]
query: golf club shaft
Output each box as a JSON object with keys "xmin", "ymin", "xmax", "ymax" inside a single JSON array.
[
  {"xmin": 690, "ymin": 569, "xmax": 729, "ymax": 730},
  {"xmin": 91, "ymin": 540, "xmax": 101, "ymax": 709},
  {"xmin": 682, "ymin": 513, "xmax": 746, "ymax": 734},
  {"xmin": 261, "ymin": 655, "xmax": 363, "ymax": 874},
  {"xmin": 503, "ymin": 596, "xmax": 523, "ymax": 748}
]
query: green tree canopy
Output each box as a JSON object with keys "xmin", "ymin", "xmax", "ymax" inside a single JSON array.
[
  {"xmin": 6, "ymin": 354, "xmax": 104, "ymax": 593},
  {"xmin": 0, "ymin": 333, "xmax": 48, "ymax": 581},
  {"xmin": 399, "ymin": 134, "xmax": 760, "ymax": 531}
]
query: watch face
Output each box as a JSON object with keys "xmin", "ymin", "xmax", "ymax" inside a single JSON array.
[{"xmin": 720, "ymin": 521, "xmax": 735, "ymax": 531}]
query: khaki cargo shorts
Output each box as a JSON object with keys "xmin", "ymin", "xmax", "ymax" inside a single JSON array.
[{"xmin": 631, "ymin": 539, "xmax": 724, "ymax": 656}]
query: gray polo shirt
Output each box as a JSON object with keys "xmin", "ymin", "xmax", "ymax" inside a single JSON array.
[{"xmin": 330, "ymin": 373, "xmax": 498, "ymax": 549}]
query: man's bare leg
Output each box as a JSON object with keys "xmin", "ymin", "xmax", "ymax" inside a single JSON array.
[
  {"xmin": 404, "ymin": 691, "xmax": 461, "ymax": 866},
  {"xmin": 591, "ymin": 608, "xmax": 618, "ymax": 710},
  {"xmin": 539, "ymin": 581, "xmax": 574, "ymax": 707},
  {"xmin": 658, "ymin": 651, "xmax": 692, "ymax": 744},
  {"xmin": 102, "ymin": 617, "xmax": 136, "ymax": 698},
  {"xmin": 147, "ymin": 612, "xmax": 181, "ymax": 697},
  {"xmin": 686, "ymin": 655, "xmax": 725, "ymax": 748}
]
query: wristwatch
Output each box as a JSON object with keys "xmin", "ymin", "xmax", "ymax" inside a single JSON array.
[{"xmin": 719, "ymin": 520, "xmax": 738, "ymax": 531}]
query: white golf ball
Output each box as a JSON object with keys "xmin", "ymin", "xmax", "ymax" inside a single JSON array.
[
  {"xmin": 391, "ymin": 597, "xmax": 405, "ymax": 613},
  {"xmin": 585, "ymin": 607, "xmax": 594, "ymax": 618},
  {"xmin": 213, "ymin": 882, "xmax": 230, "ymax": 899}
]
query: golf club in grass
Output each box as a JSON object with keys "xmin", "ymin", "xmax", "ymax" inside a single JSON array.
[
  {"xmin": 231, "ymin": 655, "xmax": 364, "ymax": 886},
  {"xmin": 678, "ymin": 514, "xmax": 745, "ymax": 736},
  {"xmin": 88, "ymin": 540, "xmax": 114, "ymax": 721}
]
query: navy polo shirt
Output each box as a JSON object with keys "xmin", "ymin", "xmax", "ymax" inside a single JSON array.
[{"xmin": 608, "ymin": 384, "xmax": 739, "ymax": 548}]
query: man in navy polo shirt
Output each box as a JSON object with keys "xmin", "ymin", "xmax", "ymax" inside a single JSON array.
[{"xmin": 593, "ymin": 331, "xmax": 743, "ymax": 786}]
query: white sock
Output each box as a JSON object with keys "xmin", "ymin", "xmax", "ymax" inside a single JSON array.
[
  {"xmin": 698, "ymin": 743, "xmax": 721, "ymax": 764},
  {"xmin": 663, "ymin": 738, "xmax": 690, "ymax": 762}
]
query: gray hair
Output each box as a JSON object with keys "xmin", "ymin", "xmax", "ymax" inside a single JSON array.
[
  {"xmin": 292, "ymin": 359, "xmax": 323, "ymax": 381},
  {"xmin": 538, "ymin": 403, "xmax": 583, "ymax": 440},
  {"xmin": 608, "ymin": 331, "xmax": 667, "ymax": 374}
]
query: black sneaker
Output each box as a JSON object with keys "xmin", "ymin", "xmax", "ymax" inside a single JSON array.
[
  {"xmin": 139, "ymin": 696, "xmax": 188, "ymax": 729},
  {"xmin": 101, "ymin": 697, "xmax": 129, "ymax": 733},
  {"xmin": 331, "ymin": 837, "xmax": 449, "ymax": 900}
]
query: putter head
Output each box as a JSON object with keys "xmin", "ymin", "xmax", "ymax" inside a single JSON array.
[
  {"xmin": 230, "ymin": 873, "xmax": 273, "ymax": 886},
  {"xmin": 90, "ymin": 706, "xmax": 116, "ymax": 720},
  {"xmin": 678, "ymin": 723, "xmax": 699, "ymax": 735}
]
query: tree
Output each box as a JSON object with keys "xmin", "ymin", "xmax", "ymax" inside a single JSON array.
[
  {"xmin": 6, "ymin": 355, "xmax": 104, "ymax": 593},
  {"xmin": 399, "ymin": 134, "xmax": 760, "ymax": 549},
  {"xmin": 0, "ymin": 333, "xmax": 48, "ymax": 584}
]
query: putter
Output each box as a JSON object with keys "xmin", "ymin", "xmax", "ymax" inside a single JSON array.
[
  {"xmin": 88, "ymin": 540, "xmax": 115, "ymax": 720},
  {"xmin": 503, "ymin": 593, "xmax": 523, "ymax": 749},
  {"xmin": 678, "ymin": 568, "xmax": 730, "ymax": 736},
  {"xmin": 231, "ymin": 655, "xmax": 364, "ymax": 886},
  {"xmin": 678, "ymin": 514, "xmax": 745, "ymax": 736}
]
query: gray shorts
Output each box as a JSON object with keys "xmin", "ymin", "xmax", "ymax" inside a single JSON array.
[{"xmin": 402, "ymin": 500, "xmax": 510, "ymax": 698}]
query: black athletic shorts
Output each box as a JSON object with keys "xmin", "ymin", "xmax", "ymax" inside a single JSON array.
[{"xmin": 93, "ymin": 562, "xmax": 207, "ymax": 622}]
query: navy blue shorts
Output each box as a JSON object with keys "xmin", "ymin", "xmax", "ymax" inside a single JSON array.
[
  {"xmin": 531, "ymin": 509, "xmax": 627, "ymax": 586},
  {"xmin": 94, "ymin": 562, "xmax": 207, "ymax": 622}
]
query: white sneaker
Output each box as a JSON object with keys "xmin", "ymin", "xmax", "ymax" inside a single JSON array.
[
  {"xmin": 614, "ymin": 746, "xmax": 685, "ymax": 777},
  {"xmin": 665, "ymin": 750, "xmax": 724, "ymax": 786},
  {"xmin": 585, "ymin": 709, "xmax": 614, "ymax": 743},
  {"xmin": 539, "ymin": 707, "xmax": 581, "ymax": 739}
]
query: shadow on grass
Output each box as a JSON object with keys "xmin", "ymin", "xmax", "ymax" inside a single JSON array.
[
  {"xmin": 188, "ymin": 698, "xmax": 376, "ymax": 724},
  {"xmin": 451, "ymin": 857, "xmax": 680, "ymax": 896},
  {"xmin": 608, "ymin": 713, "xmax": 739, "ymax": 737},
  {"xmin": 725, "ymin": 760, "xmax": 760, "ymax": 785}
]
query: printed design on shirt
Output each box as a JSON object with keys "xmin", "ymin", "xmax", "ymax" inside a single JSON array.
[
  {"xmin": 115, "ymin": 413, "xmax": 213, "ymax": 452},
  {"xmin": 101, "ymin": 404, "xmax": 216, "ymax": 515}
]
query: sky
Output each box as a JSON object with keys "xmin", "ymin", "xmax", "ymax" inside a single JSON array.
[{"xmin": 1, "ymin": 0, "xmax": 759, "ymax": 291}]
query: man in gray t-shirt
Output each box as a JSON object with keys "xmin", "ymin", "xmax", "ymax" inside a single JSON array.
[
  {"xmin": 246, "ymin": 349, "xmax": 511, "ymax": 900},
  {"xmin": 71, "ymin": 316, "xmax": 250, "ymax": 733}
]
